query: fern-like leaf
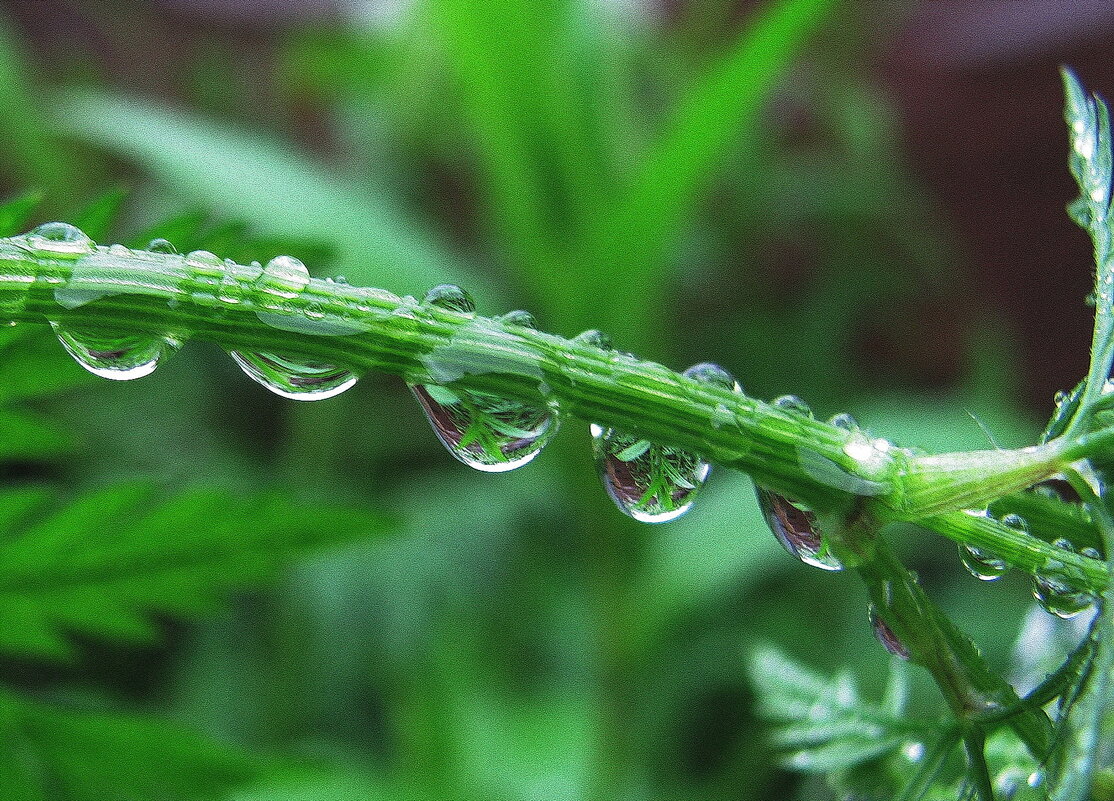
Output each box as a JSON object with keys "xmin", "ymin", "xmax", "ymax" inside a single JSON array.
[{"xmin": 0, "ymin": 483, "xmax": 392, "ymax": 660}]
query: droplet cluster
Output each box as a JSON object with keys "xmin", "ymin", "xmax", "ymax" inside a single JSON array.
[{"xmin": 15, "ymin": 225, "xmax": 1108, "ymax": 630}]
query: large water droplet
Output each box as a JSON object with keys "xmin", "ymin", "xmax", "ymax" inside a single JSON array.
[
  {"xmin": 229, "ymin": 351, "xmax": 357, "ymax": 400},
  {"xmin": 424, "ymin": 284, "xmax": 475, "ymax": 315},
  {"xmin": 959, "ymin": 544, "xmax": 1008, "ymax": 581},
  {"xmin": 755, "ymin": 487, "xmax": 843, "ymax": 570},
  {"xmin": 26, "ymin": 222, "xmax": 94, "ymax": 257},
  {"xmin": 411, "ymin": 382, "xmax": 558, "ymax": 472},
  {"xmin": 868, "ymin": 605, "xmax": 910, "ymax": 659},
  {"xmin": 590, "ymin": 363, "xmax": 734, "ymax": 523},
  {"xmin": 51, "ymin": 322, "xmax": 180, "ymax": 380},
  {"xmin": 256, "ymin": 255, "xmax": 310, "ymax": 300},
  {"xmin": 1032, "ymin": 538, "xmax": 1095, "ymax": 619}
]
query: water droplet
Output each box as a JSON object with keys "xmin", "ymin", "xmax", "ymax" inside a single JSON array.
[
  {"xmin": 26, "ymin": 222, "xmax": 94, "ymax": 256},
  {"xmin": 52, "ymin": 322, "xmax": 179, "ymax": 380},
  {"xmin": 185, "ymin": 249, "xmax": 222, "ymax": 267},
  {"xmin": 255, "ymin": 255, "xmax": 310, "ymax": 300},
  {"xmin": 411, "ymin": 383, "xmax": 558, "ymax": 472},
  {"xmin": 229, "ymin": 351, "xmax": 357, "ymax": 400},
  {"xmin": 424, "ymin": 284, "xmax": 475, "ymax": 314},
  {"xmin": 773, "ymin": 395, "xmax": 812, "ymax": 416},
  {"xmin": 1032, "ymin": 537, "xmax": 1095, "ymax": 619},
  {"xmin": 959, "ymin": 544, "xmax": 1008, "ymax": 581},
  {"xmin": 590, "ymin": 363, "xmax": 734, "ymax": 522},
  {"xmin": 573, "ymin": 329, "xmax": 612, "ymax": 350},
  {"xmin": 498, "ymin": 309, "xmax": 537, "ymax": 329},
  {"xmin": 1001, "ymin": 513, "xmax": 1031, "ymax": 535},
  {"xmin": 107, "ymin": 243, "xmax": 131, "ymax": 256},
  {"xmin": 756, "ymin": 487, "xmax": 843, "ymax": 570},
  {"xmin": 1081, "ymin": 546, "xmax": 1102, "ymax": 560},
  {"xmin": 592, "ymin": 425, "xmax": 709, "ymax": 522},
  {"xmin": 682, "ymin": 362, "xmax": 740, "ymax": 392},
  {"xmin": 868, "ymin": 605, "xmax": 909, "ymax": 659},
  {"xmin": 828, "ymin": 412, "xmax": 859, "ymax": 431},
  {"xmin": 146, "ymin": 238, "xmax": 177, "ymax": 254}
]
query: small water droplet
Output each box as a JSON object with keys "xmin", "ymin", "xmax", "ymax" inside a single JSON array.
[
  {"xmin": 682, "ymin": 362, "xmax": 740, "ymax": 392},
  {"xmin": 1081, "ymin": 546, "xmax": 1102, "ymax": 560},
  {"xmin": 1000, "ymin": 513, "xmax": 1031, "ymax": 535},
  {"xmin": 773, "ymin": 395, "xmax": 812, "ymax": 416},
  {"xmin": 52, "ymin": 322, "xmax": 179, "ymax": 380},
  {"xmin": 1032, "ymin": 537, "xmax": 1094, "ymax": 619},
  {"xmin": 185, "ymin": 249, "xmax": 222, "ymax": 267},
  {"xmin": 498, "ymin": 309, "xmax": 537, "ymax": 329},
  {"xmin": 828, "ymin": 412, "xmax": 859, "ymax": 431},
  {"xmin": 26, "ymin": 222, "xmax": 94, "ymax": 256},
  {"xmin": 424, "ymin": 284, "xmax": 475, "ymax": 315},
  {"xmin": 959, "ymin": 544, "xmax": 1008, "ymax": 581},
  {"xmin": 255, "ymin": 255, "xmax": 310, "ymax": 300},
  {"xmin": 411, "ymin": 383, "xmax": 558, "ymax": 472},
  {"xmin": 107, "ymin": 243, "xmax": 131, "ymax": 256},
  {"xmin": 868, "ymin": 604, "xmax": 909, "ymax": 659},
  {"xmin": 756, "ymin": 487, "xmax": 843, "ymax": 570},
  {"xmin": 590, "ymin": 364, "xmax": 735, "ymax": 522},
  {"xmin": 146, "ymin": 238, "xmax": 177, "ymax": 254},
  {"xmin": 573, "ymin": 329, "xmax": 612, "ymax": 350},
  {"xmin": 229, "ymin": 351, "xmax": 357, "ymax": 400}
]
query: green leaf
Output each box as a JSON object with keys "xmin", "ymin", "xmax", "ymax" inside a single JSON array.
[
  {"xmin": 0, "ymin": 14, "xmax": 79, "ymax": 194},
  {"xmin": 577, "ymin": 0, "xmax": 839, "ymax": 342},
  {"xmin": 0, "ymin": 190, "xmax": 41, "ymax": 237},
  {"xmin": 67, "ymin": 187, "xmax": 129, "ymax": 242},
  {"xmin": 0, "ymin": 483, "xmax": 393, "ymax": 660},
  {"xmin": 15, "ymin": 694, "xmax": 261, "ymax": 801},
  {"xmin": 749, "ymin": 646, "xmax": 924, "ymax": 774},
  {"xmin": 49, "ymin": 89, "xmax": 492, "ymax": 297}
]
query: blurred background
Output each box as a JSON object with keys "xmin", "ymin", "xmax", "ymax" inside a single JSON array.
[{"xmin": 0, "ymin": 0, "xmax": 1109, "ymax": 798}]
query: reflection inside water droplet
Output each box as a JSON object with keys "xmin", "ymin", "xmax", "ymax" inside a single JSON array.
[
  {"xmin": 755, "ymin": 487, "xmax": 843, "ymax": 571},
  {"xmin": 959, "ymin": 544, "xmax": 1008, "ymax": 581},
  {"xmin": 424, "ymin": 283, "xmax": 475, "ymax": 315},
  {"xmin": 229, "ymin": 351, "xmax": 357, "ymax": 400},
  {"xmin": 52, "ymin": 321, "xmax": 180, "ymax": 380},
  {"xmin": 411, "ymin": 382, "xmax": 558, "ymax": 472},
  {"xmin": 868, "ymin": 605, "xmax": 909, "ymax": 659},
  {"xmin": 26, "ymin": 222, "xmax": 94, "ymax": 256},
  {"xmin": 1031, "ymin": 537, "xmax": 1095, "ymax": 619}
]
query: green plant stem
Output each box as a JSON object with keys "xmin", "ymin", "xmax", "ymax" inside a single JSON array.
[
  {"xmin": 0, "ymin": 240, "xmax": 1105, "ymax": 589},
  {"xmin": 841, "ymin": 516, "xmax": 1053, "ymax": 761}
]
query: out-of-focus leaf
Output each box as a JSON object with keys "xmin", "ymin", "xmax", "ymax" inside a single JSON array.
[
  {"xmin": 0, "ymin": 14, "xmax": 79, "ymax": 194},
  {"xmin": 749, "ymin": 646, "xmax": 925, "ymax": 774},
  {"xmin": 16, "ymin": 694, "xmax": 261, "ymax": 801},
  {"xmin": 0, "ymin": 191, "xmax": 42, "ymax": 237},
  {"xmin": 0, "ymin": 483, "xmax": 393, "ymax": 660},
  {"xmin": 67, "ymin": 187, "xmax": 129, "ymax": 242},
  {"xmin": 577, "ymin": 0, "xmax": 838, "ymax": 343},
  {"xmin": 49, "ymin": 90, "xmax": 492, "ymax": 297}
]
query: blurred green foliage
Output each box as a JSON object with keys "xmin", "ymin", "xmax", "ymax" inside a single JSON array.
[{"xmin": 0, "ymin": 0, "xmax": 1076, "ymax": 799}]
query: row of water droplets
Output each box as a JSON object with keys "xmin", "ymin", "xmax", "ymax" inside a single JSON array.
[
  {"xmin": 22, "ymin": 222, "xmax": 356, "ymax": 394},
  {"xmin": 17, "ymin": 224, "xmax": 1103, "ymax": 631}
]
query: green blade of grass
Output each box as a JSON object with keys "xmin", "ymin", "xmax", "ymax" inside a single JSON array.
[{"xmin": 577, "ymin": 0, "xmax": 839, "ymax": 344}]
